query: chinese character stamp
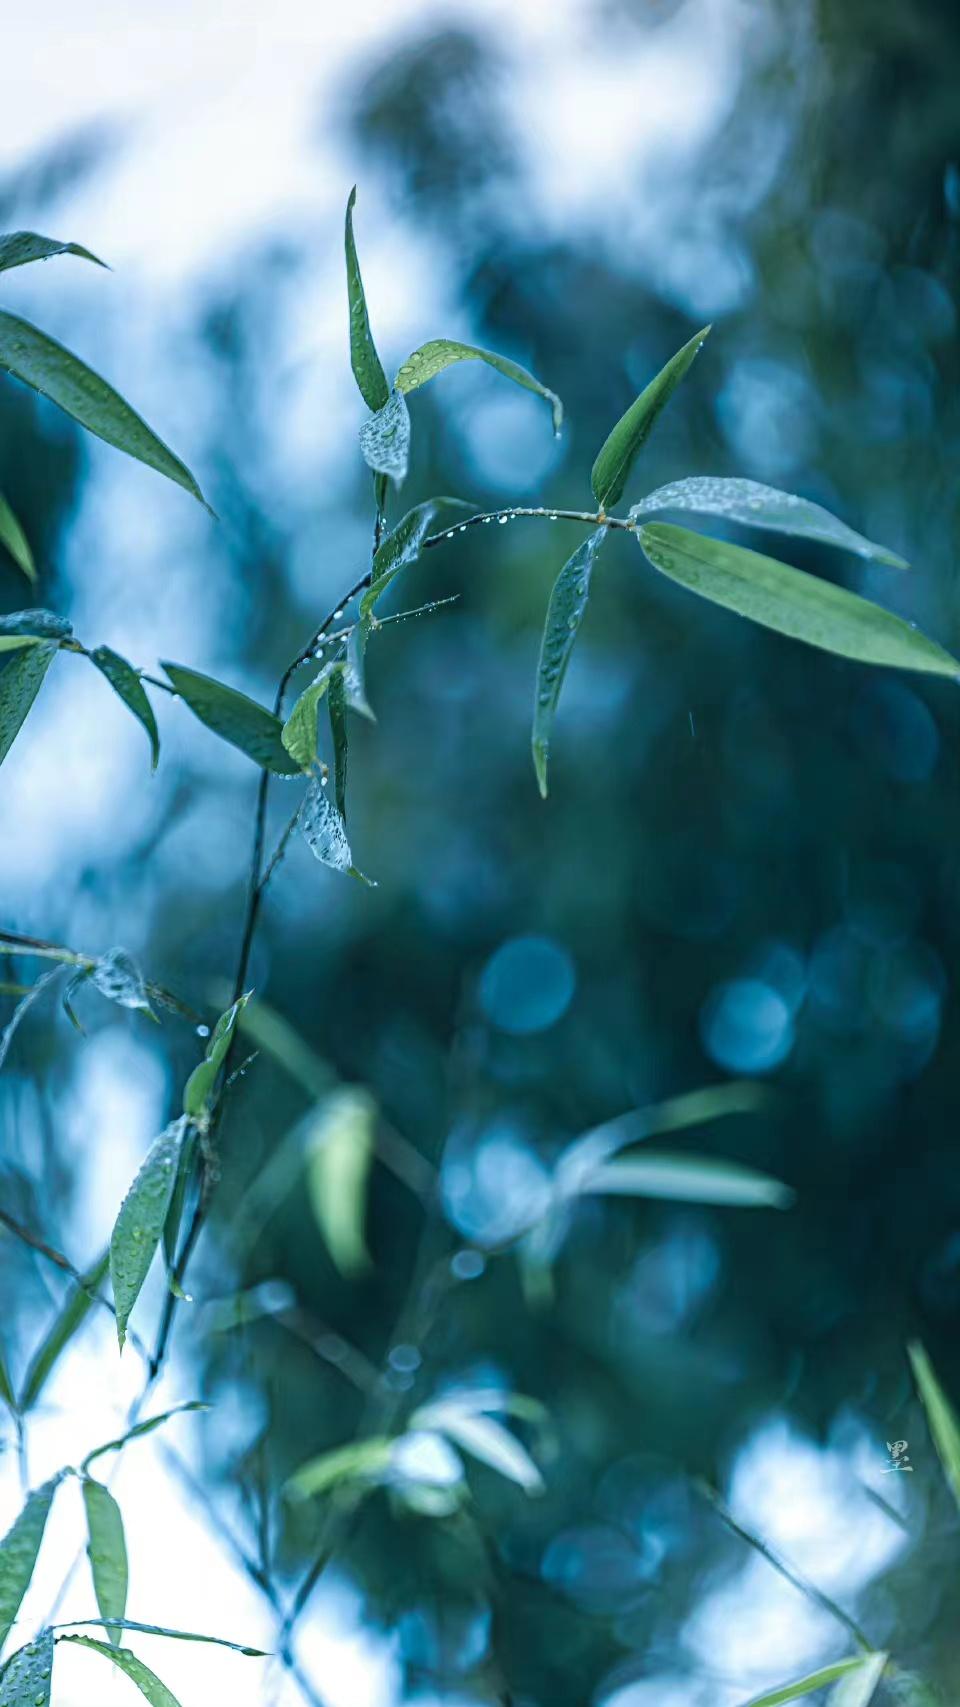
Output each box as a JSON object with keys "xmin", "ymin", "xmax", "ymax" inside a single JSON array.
[{"xmin": 883, "ymin": 1440, "xmax": 913, "ymax": 1473}]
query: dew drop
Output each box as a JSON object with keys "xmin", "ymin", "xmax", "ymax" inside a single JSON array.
[
  {"xmin": 498, "ymin": 515, "xmax": 508, "ymax": 525},
  {"xmin": 548, "ymin": 513, "xmax": 558, "ymax": 521},
  {"xmin": 196, "ymin": 1023, "xmax": 210, "ymax": 1038},
  {"xmin": 482, "ymin": 516, "xmax": 492, "ymax": 524}
]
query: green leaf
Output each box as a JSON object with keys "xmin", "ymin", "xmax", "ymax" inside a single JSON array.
[
  {"xmin": 359, "ymin": 389, "xmax": 410, "ymax": 485},
  {"xmin": 161, "ymin": 662, "xmax": 299, "ymax": 774},
  {"xmin": 90, "ymin": 647, "xmax": 159, "ymax": 769},
  {"xmin": 828, "ymin": 1653, "xmax": 888, "ymax": 1707},
  {"xmin": 361, "ymin": 500, "xmax": 440, "ymax": 619},
  {"xmin": 579, "ymin": 1151, "xmax": 794, "ymax": 1208},
  {"xmin": 0, "ymin": 609, "xmax": 70, "ymax": 639},
  {"xmin": 0, "ymin": 1346, "xmax": 14, "ymax": 1416},
  {"xmin": 0, "ymin": 1628, "xmax": 54, "ymax": 1706},
  {"xmin": 344, "ymin": 188, "xmax": 389, "ymax": 413},
  {"xmin": 908, "ymin": 1341, "xmax": 960, "ymax": 1513},
  {"xmin": 281, "ymin": 661, "xmax": 342, "ymax": 771},
  {"xmin": 110, "ymin": 1119, "xmax": 187, "ymax": 1349},
  {"xmin": 0, "ymin": 232, "xmax": 106, "ymax": 274},
  {"xmin": 58, "ymin": 1622, "xmax": 265, "ymax": 1656},
  {"xmin": 0, "ymin": 495, "xmax": 35, "ymax": 584},
  {"xmin": 59, "ymin": 1636, "xmax": 180, "ymax": 1706},
  {"xmin": 0, "ymin": 637, "xmax": 43, "ymax": 654},
  {"xmin": 0, "ymin": 1480, "xmax": 58, "ymax": 1654},
  {"xmin": 82, "ymin": 1401, "xmax": 209, "ymax": 1471},
  {"xmin": 531, "ymin": 526, "xmax": 606, "ymax": 797},
  {"xmin": 328, "ymin": 670, "xmax": 349, "ymax": 820},
  {"xmin": 591, "ymin": 326, "xmax": 709, "ymax": 509},
  {"xmin": 342, "ymin": 624, "xmax": 374, "ymax": 721},
  {"xmin": 91, "ymin": 948, "xmax": 153, "ymax": 1015},
  {"xmin": 0, "ymin": 640, "xmax": 57, "ymax": 767},
  {"xmin": 286, "ymin": 1437, "xmax": 394, "ymax": 1502},
  {"xmin": 162, "ymin": 1122, "xmax": 196, "ymax": 1269},
  {"xmin": 0, "ymin": 313, "xmax": 205, "ymax": 505},
  {"xmin": 396, "ymin": 338, "xmax": 562, "ymax": 436},
  {"xmin": 304, "ymin": 1088, "xmax": 376, "ymax": 1277},
  {"xmin": 738, "ymin": 1657, "xmax": 876, "ymax": 1707},
  {"xmin": 20, "ymin": 1252, "xmax": 109, "ymax": 1410},
  {"xmin": 81, "ymin": 1481, "xmax": 127, "ymax": 1647},
  {"xmin": 636, "ymin": 523, "xmax": 960, "ymax": 677},
  {"xmin": 630, "ymin": 476, "xmax": 909, "ymax": 570},
  {"xmin": 182, "ymin": 995, "xmax": 250, "ymax": 1118},
  {"xmin": 413, "ymin": 1403, "xmax": 543, "ymax": 1493},
  {"xmin": 0, "ymin": 967, "xmax": 62, "ymax": 1071},
  {"xmin": 556, "ymin": 1081, "xmax": 770, "ymax": 1192}
]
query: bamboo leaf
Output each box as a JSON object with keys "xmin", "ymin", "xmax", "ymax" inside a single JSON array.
[
  {"xmin": 0, "ymin": 1347, "xmax": 14, "ymax": 1416},
  {"xmin": 0, "ymin": 232, "xmax": 106, "ymax": 274},
  {"xmin": 59, "ymin": 1636, "xmax": 180, "ymax": 1706},
  {"xmin": 0, "ymin": 967, "xmax": 62, "ymax": 1072},
  {"xmin": 298, "ymin": 775, "xmax": 354, "ymax": 875},
  {"xmin": 737, "ymin": 1657, "xmax": 875, "ymax": 1707},
  {"xmin": 0, "ymin": 312, "xmax": 205, "ymax": 505},
  {"xmin": 592, "ymin": 326, "xmax": 709, "ymax": 509},
  {"xmin": 81, "ymin": 1480, "xmax": 127, "ymax": 1647},
  {"xmin": 281, "ymin": 661, "xmax": 342, "ymax": 771},
  {"xmin": 556, "ymin": 1082, "xmax": 770, "ymax": 1193},
  {"xmin": 182, "ymin": 995, "xmax": 250, "ymax": 1118},
  {"xmin": 531, "ymin": 526, "xmax": 606, "ymax": 797},
  {"xmin": 82, "ymin": 1402, "xmax": 209, "ymax": 1471},
  {"xmin": 630, "ymin": 476, "xmax": 909, "ymax": 570},
  {"xmin": 110, "ymin": 1119, "xmax": 187, "ymax": 1349},
  {"xmin": 579, "ymin": 1151, "xmax": 794, "ymax": 1208},
  {"xmin": 304, "ymin": 1088, "xmax": 376, "ymax": 1277},
  {"xmin": 91, "ymin": 948, "xmax": 153, "ymax": 1015},
  {"xmin": 57, "ymin": 1621, "xmax": 265, "ymax": 1655},
  {"xmin": 328, "ymin": 670, "xmax": 349, "ymax": 820},
  {"xmin": 161, "ymin": 662, "xmax": 299, "ymax": 774},
  {"xmin": 344, "ymin": 188, "xmax": 389, "ymax": 413},
  {"xmin": 0, "ymin": 640, "xmax": 58, "ymax": 767},
  {"xmin": 20, "ymin": 1251, "xmax": 109, "ymax": 1411},
  {"xmin": 636, "ymin": 523, "xmax": 959, "ymax": 677},
  {"xmin": 827, "ymin": 1653, "xmax": 888, "ymax": 1706},
  {"xmin": 359, "ymin": 389, "xmax": 410, "ymax": 485},
  {"xmin": 360, "ymin": 500, "xmax": 440, "ymax": 619},
  {"xmin": 90, "ymin": 647, "xmax": 159, "ymax": 769},
  {"xmin": 0, "ymin": 496, "xmax": 35, "ymax": 584},
  {"xmin": 0, "ymin": 637, "xmax": 43, "ymax": 654},
  {"xmin": 0, "ymin": 1628, "xmax": 54, "ymax": 1706},
  {"xmin": 908, "ymin": 1341, "xmax": 960, "ymax": 1514},
  {"xmin": 0, "ymin": 609, "xmax": 70, "ymax": 640},
  {"xmin": 286, "ymin": 1437, "xmax": 394, "ymax": 1501},
  {"xmin": 396, "ymin": 338, "xmax": 562, "ymax": 435},
  {"xmin": 416, "ymin": 1404, "xmax": 543, "ymax": 1493},
  {"xmin": 0, "ymin": 1480, "xmax": 58, "ymax": 1654}
]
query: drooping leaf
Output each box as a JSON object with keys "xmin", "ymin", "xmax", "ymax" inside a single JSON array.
[
  {"xmin": 591, "ymin": 326, "xmax": 709, "ymax": 509},
  {"xmin": 281, "ymin": 661, "xmax": 342, "ymax": 771},
  {"xmin": 359, "ymin": 389, "xmax": 410, "ymax": 485},
  {"xmin": 738, "ymin": 1656, "xmax": 877, "ymax": 1707},
  {"xmin": 0, "ymin": 1480, "xmax": 58, "ymax": 1653},
  {"xmin": 328, "ymin": 670, "xmax": 349, "ymax": 819},
  {"xmin": 0, "ymin": 495, "xmax": 35, "ymax": 584},
  {"xmin": 162, "ymin": 1121, "xmax": 196, "ymax": 1269},
  {"xmin": 531, "ymin": 526, "xmax": 606, "ymax": 797},
  {"xmin": 396, "ymin": 338, "xmax": 562, "ymax": 436},
  {"xmin": 636, "ymin": 523, "xmax": 959, "ymax": 677},
  {"xmin": 0, "ymin": 640, "xmax": 58, "ymax": 766},
  {"xmin": 110, "ymin": 1119, "xmax": 187, "ymax": 1349},
  {"xmin": 415, "ymin": 1403, "xmax": 543, "ymax": 1493},
  {"xmin": 286, "ymin": 1437, "xmax": 394, "ymax": 1501},
  {"xmin": 908, "ymin": 1341, "xmax": 960, "ymax": 1514},
  {"xmin": 827, "ymin": 1653, "xmax": 888, "ymax": 1707},
  {"xmin": 20, "ymin": 1252, "xmax": 109, "ymax": 1410},
  {"xmin": 0, "ymin": 313, "xmax": 205, "ymax": 505},
  {"xmin": 182, "ymin": 995, "xmax": 250, "ymax": 1118},
  {"xmin": 58, "ymin": 1621, "xmax": 265, "ymax": 1655},
  {"xmin": 0, "ymin": 967, "xmax": 62, "ymax": 1071},
  {"xmin": 160, "ymin": 662, "xmax": 299, "ymax": 774},
  {"xmin": 81, "ymin": 1480, "xmax": 127, "ymax": 1647},
  {"xmin": 82, "ymin": 1402, "xmax": 209, "ymax": 1471},
  {"xmin": 304, "ymin": 1088, "xmax": 376, "ymax": 1276},
  {"xmin": 0, "ymin": 232, "xmax": 106, "ymax": 274},
  {"xmin": 0, "ymin": 1627, "xmax": 54, "ymax": 1706},
  {"xmin": 90, "ymin": 647, "xmax": 159, "ymax": 769},
  {"xmin": 298, "ymin": 776, "xmax": 354, "ymax": 876},
  {"xmin": 91, "ymin": 948, "xmax": 152, "ymax": 1015},
  {"xmin": 556, "ymin": 1081, "xmax": 770, "ymax": 1194},
  {"xmin": 630, "ymin": 476, "xmax": 909, "ymax": 570},
  {"xmin": 59, "ymin": 1636, "xmax": 180, "ymax": 1707},
  {"xmin": 0, "ymin": 609, "xmax": 70, "ymax": 640},
  {"xmin": 344, "ymin": 188, "xmax": 389, "ymax": 413},
  {"xmin": 580, "ymin": 1151, "xmax": 794, "ymax": 1208}
]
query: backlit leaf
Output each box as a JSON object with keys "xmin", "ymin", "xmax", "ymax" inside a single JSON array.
[
  {"xmin": 416, "ymin": 1405, "xmax": 543, "ymax": 1493},
  {"xmin": 0, "ymin": 495, "xmax": 35, "ymax": 584},
  {"xmin": 0, "ymin": 231, "xmax": 106, "ymax": 274},
  {"xmin": 630, "ymin": 476, "xmax": 909, "ymax": 570},
  {"xmin": 182, "ymin": 994, "xmax": 250, "ymax": 1118},
  {"xmin": 0, "ymin": 1480, "xmax": 58, "ymax": 1653},
  {"xmin": 908, "ymin": 1341, "xmax": 960, "ymax": 1514},
  {"xmin": 827, "ymin": 1653, "xmax": 887, "ymax": 1707},
  {"xmin": 359, "ymin": 389, "xmax": 410, "ymax": 485},
  {"xmin": 304, "ymin": 1088, "xmax": 376, "ymax": 1276},
  {"xmin": 0, "ymin": 640, "xmax": 57, "ymax": 766},
  {"xmin": 92, "ymin": 948, "xmax": 152, "ymax": 1015},
  {"xmin": 0, "ymin": 637, "xmax": 43, "ymax": 653},
  {"xmin": 0, "ymin": 1627, "xmax": 54, "ymax": 1706},
  {"xmin": 82, "ymin": 1401, "xmax": 209, "ymax": 1471},
  {"xmin": 287, "ymin": 1437, "xmax": 394, "ymax": 1501},
  {"xmin": 738, "ymin": 1656, "xmax": 875, "ymax": 1707},
  {"xmin": 556, "ymin": 1082, "xmax": 769, "ymax": 1194},
  {"xmin": 110, "ymin": 1119, "xmax": 186, "ymax": 1349},
  {"xmin": 396, "ymin": 338, "xmax": 562, "ymax": 435},
  {"xmin": 580, "ymin": 1151, "xmax": 793, "ymax": 1208},
  {"xmin": 344, "ymin": 188, "xmax": 389, "ymax": 413},
  {"xmin": 591, "ymin": 326, "xmax": 709, "ymax": 509},
  {"xmin": 161, "ymin": 662, "xmax": 299, "ymax": 774},
  {"xmin": 59, "ymin": 1636, "xmax": 180, "ymax": 1707},
  {"xmin": 81, "ymin": 1480, "xmax": 127, "ymax": 1647},
  {"xmin": 20, "ymin": 1251, "xmax": 109, "ymax": 1411},
  {"xmin": 281, "ymin": 662, "xmax": 341, "ymax": 771},
  {"xmin": 90, "ymin": 647, "xmax": 159, "ymax": 769},
  {"xmin": 58, "ymin": 1621, "xmax": 264, "ymax": 1655},
  {"xmin": 361, "ymin": 500, "xmax": 440, "ymax": 618},
  {"xmin": 0, "ymin": 312, "xmax": 205, "ymax": 505},
  {"xmin": 531, "ymin": 526, "xmax": 606, "ymax": 797},
  {"xmin": 636, "ymin": 523, "xmax": 959, "ymax": 676}
]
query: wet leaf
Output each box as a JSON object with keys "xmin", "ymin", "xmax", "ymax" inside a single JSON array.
[
  {"xmin": 0, "ymin": 1627, "xmax": 54, "ymax": 1705},
  {"xmin": 81, "ymin": 1480, "xmax": 127, "ymax": 1647},
  {"xmin": 328, "ymin": 670, "xmax": 349, "ymax": 819},
  {"xmin": 0, "ymin": 967, "xmax": 62, "ymax": 1071},
  {"xmin": 0, "ymin": 231, "xmax": 106, "ymax": 274},
  {"xmin": 908, "ymin": 1341, "xmax": 960, "ymax": 1514},
  {"xmin": 0, "ymin": 609, "xmax": 70, "ymax": 639},
  {"xmin": 182, "ymin": 995, "xmax": 250, "ymax": 1118},
  {"xmin": 630, "ymin": 476, "xmax": 909, "ymax": 570},
  {"xmin": 636, "ymin": 523, "xmax": 959, "ymax": 676},
  {"xmin": 287, "ymin": 1437, "xmax": 394, "ymax": 1501},
  {"xmin": 579, "ymin": 1151, "xmax": 794, "ymax": 1208},
  {"xmin": 0, "ymin": 312, "xmax": 205, "ymax": 505},
  {"xmin": 359, "ymin": 388, "xmax": 410, "ymax": 485},
  {"xmin": 20, "ymin": 1251, "xmax": 109, "ymax": 1410},
  {"xmin": 281, "ymin": 662, "xmax": 342, "ymax": 771},
  {"xmin": 58, "ymin": 1621, "xmax": 265, "ymax": 1655},
  {"xmin": 162, "ymin": 1121, "xmax": 196, "ymax": 1268},
  {"xmin": 298, "ymin": 776, "xmax": 354, "ymax": 876},
  {"xmin": 592, "ymin": 326, "xmax": 709, "ymax": 509},
  {"xmin": 0, "ymin": 1480, "xmax": 58, "ymax": 1653},
  {"xmin": 342, "ymin": 625, "xmax": 374, "ymax": 721},
  {"xmin": 0, "ymin": 640, "xmax": 58, "ymax": 767},
  {"xmin": 92, "ymin": 948, "xmax": 152, "ymax": 1015},
  {"xmin": 0, "ymin": 495, "xmax": 35, "ymax": 584},
  {"xmin": 304, "ymin": 1088, "xmax": 376, "ymax": 1276},
  {"xmin": 344, "ymin": 188, "xmax": 389, "ymax": 413},
  {"xmin": 361, "ymin": 500, "xmax": 440, "ymax": 618},
  {"xmin": 160, "ymin": 662, "xmax": 298, "ymax": 774},
  {"xmin": 738, "ymin": 1657, "xmax": 877, "ymax": 1707},
  {"xmin": 396, "ymin": 338, "xmax": 562, "ymax": 435},
  {"xmin": 110, "ymin": 1119, "xmax": 187, "ymax": 1349},
  {"xmin": 59, "ymin": 1636, "xmax": 180, "ymax": 1706},
  {"xmin": 90, "ymin": 647, "xmax": 159, "ymax": 769},
  {"xmin": 531, "ymin": 526, "xmax": 606, "ymax": 797}
]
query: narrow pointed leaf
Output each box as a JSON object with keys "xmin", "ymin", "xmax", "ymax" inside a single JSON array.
[
  {"xmin": 0, "ymin": 637, "xmax": 43, "ymax": 653},
  {"xmin": 580, "ymin": 1151, "xmax": 794, "ymax": 1208},
  {"xmin": 81, "ymin": 1480, "xmax": 127, "ymax": 1646},
  {"xmin": 304, "ymin": 1088, "xmax": 375, "ymax": 1277},
  {"xmin": 0, "ymin": 1480, "xmax": 58, "ymax": 1653},
  {"xmin": 92, "ymin": 948, "xmax": 152, "ymax": 1015},
  {"xmin": 532, "ymin": 525, "xmax": 606, "ymax": 797},
  {"xmin": 0, "ymin": 1628, "xmax": 54, "ymax": 1706},
  {"xmin": 0, "ymin": 496, "xmax": 35, "ymax": 584},
  {"xmin": 0, "ymin": 967, "xmax": 62, "ymax": 1071},
  {"xmin": 423, "ymin": 1409, "xmax": 543, "ymax": 1493},
  {"xmin": 0, "ymin": 232, "xmax": 106, "ymax": 274},
  {"xmin": 630, "ymin": 476, "xmax": 909, "ymax": 570},
  {"xmin": 0, "ymin": 640, "xmax": 57, "ymax": 766},
  {"xmin": 82, "ymin": 1402, "xmax": 209, "ymax": 1471},
  {"xmin": 396, "ymin": 339, "xmax": 562, "ymax": 435},
  {"xmin": 737, "ymin": 1657, "xmax": 875, "ymax": 1707},
  {"xmin": 0, "ymin": 1348, "xmax": 14, "ymax": 1416},
  {"xmin": 0, "ymin": 610, "xmax": 70, "ymax": 639},
  {"xmin": 298, "ymin": 775, "xmax": 353, "ymax": 874},
  {"xmin": 58, "ymin": 1621, "xmax": 265, "ymax": 1655},
  {"xmin": 162, "ymin": 1121, "xmax": 196, "ymax": 1268},
  {"xmin": 592, "ymin": 327, "xmax": 709, "ymax": 509},
  {"xmin": 828, "ymin": 1653, "xmax": 888, "ymax": 1707},
  {"xmin": 161, "ymin": 662, "xmax": 299, "ymax": 774},
  {"xmin": 281, "ymin": 662, "xmax": 341, "ymax": 771},
  {"xmin": 0, "ymin": 313, "xmax": 205, "ymax": 504},
  {"xmin": 908, "ymin": 1341, "xmax": 960, "ymax": 1513},
  {"xmin": 182, "ymin": 994, "xmax": 250, "ymax": 1118},
  {"xmin": 20, "ymin": 1251, "xmax": 109, "ymax": 1411},
  {"xmin": 328, "ymin": 671, "xmax": 349, "ymax": 819},
  {"xmin": 361, "ymin": 500, "xmax": 440, "ymax": 618},
  {"xmin": 344, "ymin": 188, "xmax": 389, "ymax": 412},
  {"xmin": 90, "ymin": 647, "xmax": 159, "ymax": 769},
  {"xmin": 359, "ymin": 389, "xmax": 410, "ymax": 484},
  {"xmin": 556, "ymin": 1081, "xmax": 770, "ymax": 1193},
  {"xmin": 342, "ymin": 625, "xmax": 374, "ymax": 721},
  {"xmin": 110, "ymin": 1119, "xmax": 186, "ymax": 1349},
  {"xmin": 637, "ymin": 523, "xmax": 959, "ymax": 677},
  {"xmin": 286, "ymin": 1437, "xmax": 394, "ymax": 1502},
  {"xmin": 59, "ymin": 1636, "xmax": 180, "ymax": 1706}
]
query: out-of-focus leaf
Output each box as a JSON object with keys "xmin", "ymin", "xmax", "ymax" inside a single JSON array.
[
  {"xmin": 0, "ymin": 1479, "xmax": 58, "ymax": 1653},
  {"xmin": 82, "ymin": 1401, "xmax": 209, "ymax": 1471},
  {"xmin": 91, "ymin": 948, "xmax": 153, "ymax": 1015},
  {"xmin": 281, "ymin": 661, "xmax": 342, "ymax": 771},
  {"xmin": 630, "ymin": 476, "xmax": 909, "ymax": 570},
  {"xmin": 556, "ymin": 1081, "xmax": 770, "ymax": 1194},
  {"xmin": 328, "ymin": 671, "xmax": 349, "ymax": 819},
  {"xmin": 908, "ymin": 1341, "xmax": 960, "ymax": 1514},
  {"xmin": 531, "ymin": 526, "xmax": 606, "ymax": 797},
  {"xmin": 580, "ymin": 1151, "xmax": 794, "ymax": 1208},
  {"xmin": 60, "ymin": 1636, "xmax": 179, "ymax": 1706},
  {"xmin": 160, "ymin": 662, "xmax": 298, "ymax": 774},
  {"xmin": 0, "ymin": 312, "xmax": 205, "ymax": 505},
  {"xmin": 20, "ymin": 1251, "xmax": 109, "ymax": 1411},
  {"xmin": 58, "ymin": 1621, "xmax": 265, "ymax": 1656},
  {"xmin": 415, "ymin": 1403, "xmax": 543, "ymax": 1493},
  {"xmin": 110, "ymin": 1119, "xmax": 186, "ymax": 1349},
  {"xmin": 0, "ymin": 1627, "xmax": 54, "ymax": 1705},
  {"xmin": 827, "ymin": 1653, "xmax": 888, "ymax": 1707},
  {"xmin": 636, "ymin": 523, "xmax": 959, "ymax": 676},
  {"xmin": 0, "ymin": 1347, "xmax": 14, "ymax": 1416},
  {"xmin": 0, "ymin": 966, "xmax": 62, "ymax": 1071},
  {"xmin": 298, "ymin": 775, "xmax": 354, "ymax": 876},
  {"xmin": 182, "ymin": 994, "xmax": 250, "ymax": 1118},
  {"xmin": 0, "ymin": 232, "xmax": 106, "ymax": 273},
  {"xmin": 90, "ymin": 647, "xmax": 159, "ymax": 770},
  {"xmin": 359, "ymin": 389, "xmax": 410, "ymax": 485},
  {"xmin": 0, "ymin": 609, "xmax": 70, "ymax": 639},
  {"xmin": 162, "ymin": 1122, "xmax": 196, "ymax": 1269},
  {"xmin": 738, "ymin": 1657, "xmax": 876, "ymax": 1707},
  {"xmin": 592, "ymin": 326, "xmax": 709, "ymax": 509},
  {"xmin": 81, "ymin": 1480, "xmax": 127, "ymax": 1647},
  {"xmin": 0, "ymin": 495, "xmax": 35, "ymax": 584},
  {"xmin": 344, "ymin": 188, "xmax": 389, "ymax": 413},
  {"xmin": 0, "ymin": 639, "xmax": 58, "ymax": 766},
  {"xmin": 225, "ymin": 993, "xmax": 331, "ymax": 1100},
  {"xmin": 396, "ymin": 338, "xmax": 563, "ymax": 435},
  {"xmin": 304, "ymin": 1088, "xmax": 376, "ymax": 1277},
  {"xmin": 286, "ymin": 1437, "xmax": 394, "ymax": 1501}
]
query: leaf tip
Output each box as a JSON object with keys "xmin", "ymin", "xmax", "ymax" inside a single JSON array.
[{"xmin": 532, "ymin": 741, "xmax": 549, "ymax": 798}]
